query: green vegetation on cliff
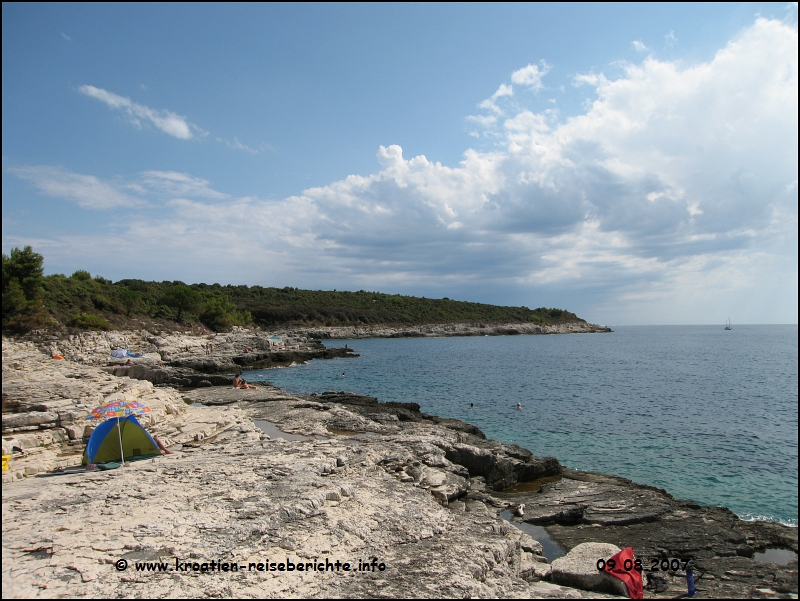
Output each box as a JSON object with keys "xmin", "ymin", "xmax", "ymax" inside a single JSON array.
[
  {"xmin": 2, "ymin": 246, "xmax": 48, "ymax": 331},
  {"xmin": 2, "ymin": 247, "xmax": 585, "ymax": 332}
]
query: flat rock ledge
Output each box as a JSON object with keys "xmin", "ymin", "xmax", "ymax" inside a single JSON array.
[
  {"xmin": 185, "ymin": 387, "xmax": 561, "ymax": 491},
  {"xmin": 181, "ymin": 386, "xmax": 799, "ymax": 598},
  {"xmin": 23, "ymin": 328, "xmax": 358, "ymax": 375},
  {"xmin": 1, "ymin": 336, "xmax": 606, "ymax": 598},
  {"xmin": 2, "ymin": 432, "xmax": 609, "ymax": 599},
  {"xmin": 499, "ymin": 471, "xmax": 798, "ymax": 598}
]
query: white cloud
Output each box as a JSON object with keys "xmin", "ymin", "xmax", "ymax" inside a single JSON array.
[
  {"xmin": 572, "ymin": 72, "xmax": 608, "ymax": 87},
  {"xmin": 511, "ymin": 62, "xmax": 551, "ymax": 90},
  {"xmin": 226, "ymin": 137, "xmax": 261, "ymax": 154},
  {"xmin": 9, "ymin": 167, "xmax": 231, "ymax": 209},
  {"xmin": 492, "ymin": 84, "xmax": 514, "ymax": 99},
  {"xmin": 61, "ymin": 33, "xmax": 72, "ymax": 42},
  {"xmin": 665, "ymin": 30, "xmax": 678, "ymax": 47},
  {"xmin": 8, "ymin": 166, "xmax": 146, "ymax": 209},
  {"xmin": 632, "ymin": 40, "xmax": 649, "ymax": 52},
  {"xmin": 470, "ymin": 63, "xmax": 551, "ymax": 129},
  {"xmin": 77, "ymin": 85, "xmax": 201, "ymax": 139},
  {"xmin": 477, "ymin": 98, "xmax": 502, "ymax": 115},
  {"xmin": 140, "ymin": 171, "xmax": 229, "ymax": 199},
  {"xmin": 466, "ymin": 114, "xmax": 497, "ymax": 127}
]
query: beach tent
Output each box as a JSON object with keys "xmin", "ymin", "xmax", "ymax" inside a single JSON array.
[
  {"xmin": 111, "ymin": 348, "xmax": 149, "ymax": 359},
  {"xmin": 82, "ymin": 415, "xmax": 160, "ymax": 465}
]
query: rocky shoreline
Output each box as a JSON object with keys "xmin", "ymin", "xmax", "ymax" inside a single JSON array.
[
  {"xmin": 293, "ymin": 321, "xmax": 612, "ymax": 339},
  {"xmin": 10, "ymin": 321, "xmax": 607, "ymax": 388},
  {"xmin": 2, "ymin": 329, "xmax": 796, "ymax": 598}
]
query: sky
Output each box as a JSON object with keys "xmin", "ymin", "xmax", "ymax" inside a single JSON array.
[{"xmin": 2, "ymin": 3, "xmax": 797, "ymax": 325}]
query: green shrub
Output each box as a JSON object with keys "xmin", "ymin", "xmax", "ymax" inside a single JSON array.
[
  {"xmin": 3, "ymin": 306, "xmax": 55, "ymax": 332},
  {"xmin": 161, "ymin": 285, "xmax": 201, "ymax": 322},
  {"xmin": 2, "ymin": 246, "xmax": 47, "ymax": 331},
  {"xmin": 2, "ymin": 279, "xmax": 27, "ymax": 319},
  {"xmin": 91, "ymin": 295, "xmax": 111, "ymax": 310},
  {"xmin": 117, "ymin": 288, "xmax": 143, "ymax": 316},
  {"xmin": 67, "ymin": 314, "xmax": 112, "ymax": 330},
  {"xmin": 151, "ymin": 304, "xmax": 175, "ymax": 319},
  {"xmin": 199, "ymin": 295, "xmax": 252, "ymax": 332}
]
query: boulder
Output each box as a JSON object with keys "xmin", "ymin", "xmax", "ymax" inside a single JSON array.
[
  {"xmin": 444, "ymin": 441, "xmax": 561, "ymax": 490},
  {"xmin": 550, "ymin": 542, "xmax": 629, "ymax": 596},
  {"xmin": 2, "ymin": 411, "xmax": 59, "ymax": 429},
  {"xmin": 100, "ymin": 365, "xmax": 233, "ymax": 387}
]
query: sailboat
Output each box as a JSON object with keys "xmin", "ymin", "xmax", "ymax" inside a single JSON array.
[{"xmin": 724, "ymin": 318, "xmax": 732, "ymax": 330}]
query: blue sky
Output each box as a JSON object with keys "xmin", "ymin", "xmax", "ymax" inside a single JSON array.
[{"xmin": 2, "ymin": 3, "xmax": 797, "ymax": 325}]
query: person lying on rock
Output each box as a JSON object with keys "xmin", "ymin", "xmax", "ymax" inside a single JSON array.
[
  {"xmin": 232, "ymin": 375, "xmax": 257, "ymax": 389},
  {"xmin": 153, "ymin": 435, "xmax": 174, "ymax": 455}
]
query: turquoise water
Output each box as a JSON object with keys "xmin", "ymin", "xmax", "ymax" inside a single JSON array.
[{"xmin": 247, "ymin": 325, "xmax": 798, "ymax": 526}]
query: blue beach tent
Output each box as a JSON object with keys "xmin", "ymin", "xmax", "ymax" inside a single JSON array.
[{"xmin": 82, "ymin": 415, "xmax": 160, "ymax": 465}]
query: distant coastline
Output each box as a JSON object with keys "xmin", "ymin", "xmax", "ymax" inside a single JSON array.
[{"xmin": 283, "ymin": 321, "xmax": 612, "ymax": 339}]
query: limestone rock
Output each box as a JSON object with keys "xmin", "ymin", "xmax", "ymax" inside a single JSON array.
[
  {"xmin": 551, "ymin": 542, "xmax": 629, "ymax": 596},
  {"xmin": 1, "ymin": 337, "xmax": 238, "ymax": 479},
  {"xmin": 100, "ymin": 365, "xmax": 232, "ymax": 387},
  {"xmin": 511, "ymin": 476, "xmax": 671, "ymax": 526},
  {"xmin": 1, "ymin": 412, "xmax": 607, "ymax": 599},
  {"xmin": 518, "ymin": 532, "xmax": 545, "ymax": 556}
]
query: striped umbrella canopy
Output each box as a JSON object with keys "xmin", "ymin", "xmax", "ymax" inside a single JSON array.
[{"xmin": 87, "ymin": 400, "xmax": 152, "ymax": 465}]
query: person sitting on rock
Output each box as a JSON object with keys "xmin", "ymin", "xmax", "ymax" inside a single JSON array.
[{"xmin": 232, "ymin": 375, "xmax": 257, "ymax": 389}]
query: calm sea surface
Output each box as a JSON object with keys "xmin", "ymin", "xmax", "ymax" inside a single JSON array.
[{"xmin": 247, "ymin": 325, "xmax": 798, "ymax": 526}]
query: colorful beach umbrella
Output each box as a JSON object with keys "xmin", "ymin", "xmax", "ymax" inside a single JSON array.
[{"xmin": 87, "ymin": 400, "xmax": 152, "ymax": 465}]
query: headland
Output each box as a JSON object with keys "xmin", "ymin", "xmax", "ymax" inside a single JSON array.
[{"xmin": 2, "ymin": 328, "xmax": 796, "ymax": 598}]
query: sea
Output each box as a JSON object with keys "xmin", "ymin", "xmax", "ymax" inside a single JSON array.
[{"xmin": 246, "ymin": 325, "xmax": 798, "ymax": 527}]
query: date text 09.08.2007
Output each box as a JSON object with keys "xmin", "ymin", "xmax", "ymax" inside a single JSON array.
[{"xmin": 596, "ymin": 557, "xmax": 692, "ymax": 573}]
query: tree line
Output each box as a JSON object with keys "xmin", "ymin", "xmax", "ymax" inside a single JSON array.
[{"xmin": 2, "ymin": 246, "xmax": 585, "ymax": 332}]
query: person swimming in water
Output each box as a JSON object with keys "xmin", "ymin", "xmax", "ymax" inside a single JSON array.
[{"xmin": 516, "ymin": 402, "xmax": 522, "ymax": 409}]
